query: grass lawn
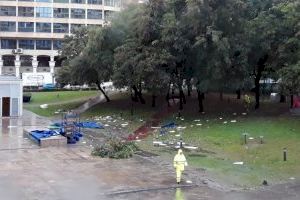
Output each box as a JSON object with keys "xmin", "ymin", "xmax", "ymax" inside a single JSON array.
[
  {"xmin": 24, "ymin": 90, "xmax": 99, "ymax": 117},
  {"xmin": 81, "ymin": 92, "xmax": 164, "ymax": 132},
  {"xmin": 133, "ymin": 93, "xmax": 300, "ymax": 187}
]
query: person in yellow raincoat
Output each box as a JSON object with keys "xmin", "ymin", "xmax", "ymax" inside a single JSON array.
[{"xmin": 173, "ymin": 149, "xmax": 188, "ymax": 184}]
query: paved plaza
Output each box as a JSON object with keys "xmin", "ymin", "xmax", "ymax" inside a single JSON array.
[{"xmin": 0, "ymin": 110, "xmax": 299, "ymax": 200}]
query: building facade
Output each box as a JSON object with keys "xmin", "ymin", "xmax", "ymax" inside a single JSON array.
[{"xmin": 0, "ymin": 0, "xmax": 121, "ymax": 78}]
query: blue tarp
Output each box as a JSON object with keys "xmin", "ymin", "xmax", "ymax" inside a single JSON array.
[
  {"xmin": 51, "ymin": 121, "xmax": 103, "ymax": 129},
  {"xmin": 74, "ymin": 122, "xmax": 104, "ymax": 129},
  {"xmin": 30, "ymin": 130, "xmax": 60, "ymax": 142},
  {"xmin": 161, "ymin": 122, "xmax": 176, "ymax": 129}
]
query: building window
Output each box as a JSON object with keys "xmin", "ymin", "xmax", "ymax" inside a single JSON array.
[
  {"xmin": 53, "ymin": 40, "xmax": 62, "ymax": 50},
  {"xmin": 0, "ymin": 6, "xmax": 16, "ymax": 16},
  {"xmin": 104, "ymin": 0, "xmax": 120, "ymax": 7},
  {"xmin": 1, "ymin": 39, "xmax": 17, "ymax": 49},
  {"xmin": 36, "ymin": 0, "xmax": 52, "ymax": 2},
  {"xmin": 18, "ymin": 7, "xmax": 34, "ymax": 17},
  {"xmin": 36, "ymin": 22, "xmax": 51, "ymax": 33},
  {"xmin": 19, "ymin": 40, "xmax": 35, "ymax": 49},
  {"xmin": 104, "ymin": 10, "xmax": 114, "ymax": 20},
  {"xmin": 20, "ymin": 55, "xmax": 33, "ymax": 67},
  {"xmin": 88, "ymin": 0, "xmax": 102, "ymax": 4},
  {"xmin": 36, "ymin": 40, "xmax": 51, "ymax": 50},
  {"xmin": 87, "ymin": 9, "xmax": 102, "ymax": 19},
  {"xmin": 53, "ymin": 0, "xmax": 69, "ymax": 3},
  {"xmin": 71, "ymin": 0, "xmax": 85, "ymax": 3},
  {"xmin": 71, "ymin": 24, "xmax": 85, "ymax": 33},
  {"xmin": 18, "ymin": 22, "xmax": 34, "ymax": 32},
  {"xmin": 36, "ymin": 7, "xmax": 52, "ymax": 18},
  {"xmin": 71, "ymin": 9, "xmax": 85, "ymax": 19},
  {"xmin": 53, "ymin": 23, "xmax": 69, "ymax": 33},
  {"xmin": 0, "ymin": 21, "xmax": 16, "ymax": 32},
  {"xmin": 53, "ymin": 8, "xmax": 69, "ymax": 18}
]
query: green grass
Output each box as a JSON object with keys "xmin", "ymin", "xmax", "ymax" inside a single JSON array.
[
  {"xmin": 138, "ymin": 116, "xmax": 300, "ymax": 187},
  {"xmin": 24, "ymin": 91, "xmax": 99, "ymax": 117}
]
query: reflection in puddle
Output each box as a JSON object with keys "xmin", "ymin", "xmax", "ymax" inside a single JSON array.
[{"xmin": 175, "ymin": 188, "xmax": 185, "ymax": 200}]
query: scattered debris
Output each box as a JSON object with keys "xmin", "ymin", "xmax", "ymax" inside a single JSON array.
[
  {"xmin": 184, "ymin": 146, "xmax": 198, "ymax": 150},
  {"xmin": 169, "ymin": 130, "xmax": 176, "ymax": 133},
  {"xmin": 233, "ymin": 113, "xmax": 237, "ymax": 116},
  {"xmin": 230, "ymin": 120, "xmax": 237, "ymax": 123},
  {"xmin": 219, "ymin": 117, "xmax": 223, "ymax": 120},
  {"xmin": 194, "ymin": 119, "xmax": 201, "ymax": 122},
  {"xmin": 249, "ymin": 137, "xmax": 254, "ymax": 140},
  {"xmin": 186, "ymin": 180, "xmax": 193, "ymax": 184},
  {"xmin": 40, "ymin": 104, "xmax": 48, "ymax": 109},
  {"xmin": 233, "ymin": 161, "xmax": 244, "ymax": 165},
  {"xmin": 242, "ymin": 113, "xmax": 247, "ymax": 115},
  {"xmin": 289, "ymin": 177, "xmax": 295, "ymax": 180},
  {"xmin": 196, "ymin": 123, "xmax": 202, "ymax": 126},
  {"xmin": 223, "ymin": 121, "xmax": 228, "ymax": 124}
]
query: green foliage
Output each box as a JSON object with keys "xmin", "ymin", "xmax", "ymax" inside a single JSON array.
[
  {"xmin": 92, "ymin": 137, "xmax": 139, "ymax": 159},
  {"xmin": 279, "ymin": 62, "xmax": 300, "ymax": 95}
]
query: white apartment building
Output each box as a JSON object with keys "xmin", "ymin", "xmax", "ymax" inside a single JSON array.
[{"xmin": 0, "ymin": 0, "xmax": 121, "ymax": 78}]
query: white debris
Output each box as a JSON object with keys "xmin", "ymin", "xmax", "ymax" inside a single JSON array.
[
  {"xmin": 186, "ymin": 180, "xmax": 193, "ymax": 184},
  {"xmin": 176, "ymin": 142, "xmax": 186, "ymax": 145},
  {"xmin": 233, "ymin": 162, "xmax": 244, "ymax": 165},
  {"xmin": 104, "ymin": 124, "xmax": 110, "ymax": 127},
  {"xmin": 40, "ymin": 104, "xmax": 48, "ymax": 109},
  {"xmin": 151, "ymin": 126, "xmax": 161, "ymax": 129},
  {"xmin": 153, "ymin": 141, "xmax": 163, "ymax": 145},
  {"xmin": 54, "ymin": 111, "xmax": 60, "ymax": 114},
  {"xmin": 184, "ymin": 146, "xmax": 198, "ymax": 150},
  {"xmin": 82, "ymin": 141, "xmax": 86, "ymax": 144},
  {"xmin": 194, "ymin": 119, "xmax": 201, "ymax": 122},
  {"xmin": 181, "ymin": 118, "xmax": 185, "ymax": 121},
  {"xmin": 135, "ymin": 140, "xmax": 141, "ymax": 142},
  {"xmin": 249, "ymin": 137, "xmax": 254, "ymax": 140},
  {"xmin": 121, "ymin": 124, "xmax": 128, "ymax": 126},
  {"xmin": 169, "ymin": 130, "xmax": 176, "ymax": 133},
  {"xmin": 177, "ymin": 126, "xmax": 186, "ymax": 129},
  {"xmin": 7, "ymin": 126, "xmax": 17, "ymax": 128},
  {"xmin": 190, "ymin": 125, "xmax": 194, "ymax": 127},
  {"xmin": 242, "ymin": 113, "xmax": 247, "ymax": 115},
  {"xmin": 223, "ymin": 121, "xmax": 228, "ymax": 124},
  {"xmin": 233, "ymin": 113, "xmax": 237, "ymax": 116},
  {"xmin": 175, "ymin": 134, "xmax": 181, "ymax": 137},
  {"xmin": 219, "ymin": 117, "xmax": 223, "ymax": 120},
  {"xmin": 139, "ymin": 119, "xmax": 144, "ymax": 122},
  {"xmin": 206, "ymin": 120, "xmax": 209, "ymax": 122},
  {"xmin": 196, "ymin": 123, "xmax": 202, "ymax": 126},
  {"xmin": 289, "ymin": 177, "xmax": 295, "ymax": 180},
  {"xmin": 230, "ymin": 120, "xmax": 237, "ymax": 123}
]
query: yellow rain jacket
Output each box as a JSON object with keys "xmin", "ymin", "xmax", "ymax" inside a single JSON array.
[{"xmin": 173, "ymin": 149, "xmax": 188, "ymax": 183}]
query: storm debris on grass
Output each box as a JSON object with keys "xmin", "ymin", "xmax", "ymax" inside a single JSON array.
[{"xmin": 92, "ymin": 137, "xmax": 139, "ymax": 159}]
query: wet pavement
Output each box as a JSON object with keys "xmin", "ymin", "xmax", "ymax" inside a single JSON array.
[{"xmin": 0, "ymin": 110, "xmax": 300, "ymax": 200}]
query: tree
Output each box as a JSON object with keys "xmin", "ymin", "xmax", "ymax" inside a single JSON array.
[
  {"xmin": 246, "ymin": 0, "xmax": 298, "ymax": 109},
  {"xmin": 279, "ymin": 63, "xmax": 300, "ymax": 108}
]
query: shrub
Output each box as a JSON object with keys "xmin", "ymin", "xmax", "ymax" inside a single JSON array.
[{"xmin": 92, "ymin": 137, "xmax": 139, "ymax": 159}]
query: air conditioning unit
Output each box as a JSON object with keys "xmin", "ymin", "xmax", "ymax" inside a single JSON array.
[{"xmin": 12, "ymin": 48, "xmax": 23, "ymax": 54}]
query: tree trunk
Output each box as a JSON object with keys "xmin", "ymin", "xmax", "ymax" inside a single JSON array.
[
  {"xmin": 152, "ymin": 95, "xmax": 156, "ymax": 107},
  {"xmin": 179, "ymin": 89, "xmax": 183, "ymax": 110},
  {"xmin": 236, "ymin": 89, "xmax": 241, "ymax": 99},
  {"xmin": 254, "ymin": 75, "xmax": 261, "ymax": 109},
  {"xmin": 279, "ymin": 95, "xmax": 286, "ymax": 103},
  {"xmin": 219, "ymin": 91, "xmax": 223, "ymax": 101},
  {"xmin": 180, "ymin": 89, "xmax": 186, "ymax": 104},
  {"xmin": 96, "ymin": 82, "xmax": 110, "ymax": 102},
  {"xmin": 254, "ymin": 55, "xmax": 268, "ymax": 109},
  {"xmin": 197, "ymin": 89, "xmax": 204, "ymax": 112},
  {"xmin": 132, "ymin": 86, "xmax": 139, "ymax": 102},
  {"xmin": 132, "ymin": 85, "xmax": 145, "ymax": 104},
  {"xmin": 291, "ymin": 95, "xmax": 294, "ymax": 108},
  {"xmin": 187, "ymin": 81, "xmax": 192, "ymax": 97}
]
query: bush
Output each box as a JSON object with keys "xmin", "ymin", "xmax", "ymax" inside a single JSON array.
[{"xmin": 92, "ymin": 137, "xmax": 139, "ymax": 159}]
